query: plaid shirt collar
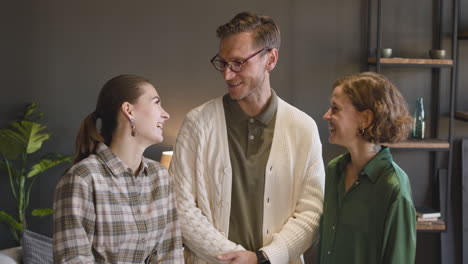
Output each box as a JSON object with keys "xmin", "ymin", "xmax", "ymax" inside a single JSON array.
[{"xmin": 96, "ymin": 143, "xmax": 149, "ymax": 177}]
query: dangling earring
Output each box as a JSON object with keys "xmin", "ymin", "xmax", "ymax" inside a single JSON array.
[{"xmin": 130, "ymin": 118, "xmax": 137, "ymax": 137}]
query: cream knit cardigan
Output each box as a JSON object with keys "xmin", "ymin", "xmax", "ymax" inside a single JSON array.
[{"xmin": 170, "ymin": 96, "xmax": 325, "ymax": 264}]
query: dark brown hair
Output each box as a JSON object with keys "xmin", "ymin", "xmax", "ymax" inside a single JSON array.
[
  {"xmin": 216, "ymin": 11, "xmax": 281, "ymax": 50},
  {"xmin": 333, "ymin": 72, "xmax": 413, "ymax": 144},
  {"xmin": 74, "ymin": 74, "xmax": 152, "ymax": 164}
]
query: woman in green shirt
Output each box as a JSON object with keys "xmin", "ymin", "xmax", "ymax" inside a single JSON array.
[{"xmin": 319, "ymin": 72, "xmax": 416, "ymax": 264}]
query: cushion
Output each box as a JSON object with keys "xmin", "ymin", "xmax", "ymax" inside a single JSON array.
[
  {"xmin": 0, "ymin": 246, "xmax": 22, "ymax": 264},
  {"xmin": 22, "ymin": 230, "xmax": 53, "ymax": 264},
  {"xmin": 0, "ymin": 254, "xmax": 18, "ymax": 264}
]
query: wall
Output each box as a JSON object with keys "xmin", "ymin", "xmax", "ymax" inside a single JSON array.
[{"xmin": 0, "ymin": 0, "xmax": 466, "ymax": 263}]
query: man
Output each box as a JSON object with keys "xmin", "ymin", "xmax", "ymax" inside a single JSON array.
[{"xmin": 169, "ymin": 11, "xmax": 325, "ymax": 264}]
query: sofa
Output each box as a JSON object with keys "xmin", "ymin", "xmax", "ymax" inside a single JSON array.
[
  {"xmin": 0, "ymin": 247, "xmax": 21, "ymax": 264},
  {"xmin": 0, "ymin": 230, "xmax": 52, "ymax": 264}
]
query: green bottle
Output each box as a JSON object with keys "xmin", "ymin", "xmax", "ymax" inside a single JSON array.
[{"xmin": 412, "ymin": 97, "xmax": 425, "ymax": 139}]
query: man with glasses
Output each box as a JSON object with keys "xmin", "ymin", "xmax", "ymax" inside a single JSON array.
[{"xmin": 170, "ymin": 11, "xmax": 325, "ymax": 264}]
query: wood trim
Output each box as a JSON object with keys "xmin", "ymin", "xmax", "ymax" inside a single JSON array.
[
  {"xmin": 455, "ymin": 111, "xmax": 468, "ymax": 121},
  {"xmin": 459, "ymin": 32, "xmax": 468, "ymax": 39},
  {"xmin": 382, "ymin": 139, "xmax": 450, "ymax": 149},
  {"xmin": 417, "ymin": 220, "xmax": 446, "ymax": 231},
  {"xmin": 368, "ymin": 57, "xmax": 453, "ymax": 65}
]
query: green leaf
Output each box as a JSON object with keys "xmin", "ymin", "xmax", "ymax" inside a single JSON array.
[
  {"xmin": 23, "ymin": 103, "xmax": 43, "ymax": 122},
  {"xmin": 27, "ymin": 153, "xmax": 72, "ymax": 178},
  {"xmin": 31, "ymin": 208, "xmax": 53, "ymax": 217},
  {"xmin": 0, "ymin": 211, "xmax": 22, "ymax": 231},
  {"xmin": 0, "ymin": 129, "xmax": 24, "ymax": 159},
  {"xmin": 11, "ymin": 121, "xmax": 50, "ymax": 154}
]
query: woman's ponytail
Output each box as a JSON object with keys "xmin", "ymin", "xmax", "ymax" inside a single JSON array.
[{"xmin": 73, "ymin": 111, "xmax": 104, "ymax": 164}]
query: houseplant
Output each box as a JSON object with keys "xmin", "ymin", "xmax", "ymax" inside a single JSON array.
[{"xmin": 0, "ymin": 102, "xmax": 72, "ymax": 244}]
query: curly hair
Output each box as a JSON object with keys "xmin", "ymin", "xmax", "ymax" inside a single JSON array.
[
  {"xmin": 333, "ymin": 72, "xmax": 413, "ymax": 144},
  {"xmin": 216, "ymin": 11, "xmax": 281, "ymax": 50}
]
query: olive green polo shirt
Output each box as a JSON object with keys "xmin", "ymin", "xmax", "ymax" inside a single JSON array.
[
  {"xmin": 319, "ymin": 147, "xmax": 416, "ymax": 264},
  {"xmin": 223, "ymin": 90, "xmax": 278, "ymax": 252}
]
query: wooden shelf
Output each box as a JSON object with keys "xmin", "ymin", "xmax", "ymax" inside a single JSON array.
[
  {"xmin": 368, "ymin": 57, "xmax": 453, "ymax": 67},
  {"xmin": 459, "ymin": 32, "xmax": 468, "ymax": 40},
  {"xmin": 417, "ymin": 219, "xmax": 446, "ymax": 231},
  {"xmin": 455, "ymin": 111, "xmax": 468, "ymax": 121},
  {"xmin": 382, "ymin": 139, "xmax": 450, "ymax": 150}
]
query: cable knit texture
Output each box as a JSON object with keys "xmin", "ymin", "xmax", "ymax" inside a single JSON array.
[{"xmin": 170, "ymin": 96, "xmax": 325, "ymax": 264}]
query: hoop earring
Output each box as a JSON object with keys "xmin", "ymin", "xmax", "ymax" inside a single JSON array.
[
  {"xmin": 130, "ymin": 118, "xmax": 137, "ymax": 137},
  {"xmin": 358, "ymin": 128, "xmax": 367, "ymax": 136}
]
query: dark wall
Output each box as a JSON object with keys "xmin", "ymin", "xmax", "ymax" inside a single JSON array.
[{"xmin": 0, "ymin": 0, "xmax": 466, "ymax": 263}]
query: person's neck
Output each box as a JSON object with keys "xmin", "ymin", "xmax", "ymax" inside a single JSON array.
[
  {"xmin": 237, "ymin": 86, "xmax": 272, "ymax": 117},
  {"xmin": 110, "ymin": 134, "xmax": 145, "ymax": 176},
  {"xmin": 347, "ymin": 141, "xmax": 381, "ymax": 174}
]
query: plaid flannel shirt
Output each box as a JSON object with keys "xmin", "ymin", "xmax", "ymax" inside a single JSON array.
[{"xmin": 53, "ymin": 143, "xmax": 183, "ymax": 263}]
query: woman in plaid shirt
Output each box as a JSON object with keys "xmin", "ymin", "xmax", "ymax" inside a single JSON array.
[{"xmin": 53, "ymin": 74, "xmax": 184, "ymax": 263}]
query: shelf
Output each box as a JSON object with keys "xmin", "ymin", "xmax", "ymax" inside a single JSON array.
[
  {"xmin": 417, "ymin": 219, "xmax": 446, "ymax": 231},
  {"xmin": 417, "ymin": 220, "xmax": 446, "ymax": 231},
  {"xmin": 459, "ymin": 32, "xmax": 468, "ymax": 40},
  {"xmin": 368, "ymin": 57, "xmax": 453, "ymax": 67},
  {"xmin": 455, "ymin": 111, "xmax": 468, "ymax": 121},
  {"xmin": 382, "ymin": 139, "xmax": 450, "ymax": 150}
]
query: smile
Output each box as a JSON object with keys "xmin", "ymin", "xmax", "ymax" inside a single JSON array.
[{"xmin": 228, "ymin": 82, "xmax": 242, "ymax": 87}]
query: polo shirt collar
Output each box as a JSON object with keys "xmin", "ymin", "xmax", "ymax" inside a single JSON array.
[
  {"xmin": 224, "ymin": 89, "xmax": 278, "ymax": 126},
  {"xmin": 255, "ymin": 89, "xmax": 278, "ymax": 126}
]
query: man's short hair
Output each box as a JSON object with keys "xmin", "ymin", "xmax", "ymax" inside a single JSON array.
[{"xmin": 216, "ymin": 11, "xmax": 281, "ymax": 50}]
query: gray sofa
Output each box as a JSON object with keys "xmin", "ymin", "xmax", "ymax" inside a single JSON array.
[{"xmin": 0, "ymin": 230, "xmax": 52, "ymax": 264}]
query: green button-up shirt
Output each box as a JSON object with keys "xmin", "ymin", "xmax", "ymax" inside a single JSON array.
[{"xmin": 319, "ymin": 147, "xmax": 416, "ymax": 264}]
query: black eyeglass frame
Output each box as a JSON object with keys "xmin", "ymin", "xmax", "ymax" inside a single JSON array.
[{"xmin": 210, "ymin": 47, "xmax": 272, "ymax": 73}]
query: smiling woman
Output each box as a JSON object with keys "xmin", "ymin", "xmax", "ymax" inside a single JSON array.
[
  {"xmin": 320, "ymin": 72, "xmax": 416, "ymax": 264},
  {"xmin": 52, "ymin": 74, "xmax": 183, "ymax": 263}
]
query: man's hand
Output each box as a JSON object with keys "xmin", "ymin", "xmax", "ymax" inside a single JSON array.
[{"xmin": 217, "ymin": 250, "xmax": 257, "ymax": 264}]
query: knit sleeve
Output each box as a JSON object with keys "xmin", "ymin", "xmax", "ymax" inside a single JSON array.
[{"xmin": 169, "ymin": 113, "xmax": 244, "ymax": 263}]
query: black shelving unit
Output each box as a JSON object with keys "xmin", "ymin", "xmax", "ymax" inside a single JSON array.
[
  {"xmin": 455, "ymin": 0, "xmax": 467, "ymax": 263},
  {"xmin": 366, "ymin": 0, "xmax": 458, "ymax": 262}
]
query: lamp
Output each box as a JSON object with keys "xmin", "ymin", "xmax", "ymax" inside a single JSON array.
[{"xmin": 160, "ymin": 151, "xmax": 173, "ymax": 169}]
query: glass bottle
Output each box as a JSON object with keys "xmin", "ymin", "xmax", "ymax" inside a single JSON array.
[{"xmin": 412, "ymin": 97, "xmax": 425, "ymax": 139}]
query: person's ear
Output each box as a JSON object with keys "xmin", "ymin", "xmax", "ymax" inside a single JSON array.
[
  {"xmin": 121, "ymin": 102, "xmax": 134, "ymax": 121},
  {"xmin": 265, "ymin": 48, "xmax": 279, "ymax": 72},
  {"xmin": 360, "ymin": 109, "xmax": 374, "ymax": 129}
]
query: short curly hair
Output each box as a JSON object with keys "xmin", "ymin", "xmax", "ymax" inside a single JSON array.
[
  {"xmin": 216, "ymin": 11, "xmax": 281, "ymax": 50},
  {"xmin": 333, "ymin": 72, "xmax": 413, "ymax": 144}
]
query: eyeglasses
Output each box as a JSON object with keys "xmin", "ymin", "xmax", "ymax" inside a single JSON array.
[{"xmin": 210, "ymin": 47, "xmax": 271, "ymax": 73}]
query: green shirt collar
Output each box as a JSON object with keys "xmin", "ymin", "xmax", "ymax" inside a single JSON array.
[{"xmin": 335, "ymin": 146, "xmax": 392, "ymax": 183}]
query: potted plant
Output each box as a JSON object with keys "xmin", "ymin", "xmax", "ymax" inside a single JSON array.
[{"xmin": 0, "ymin": 103, "xmax": 72, "ymax": 244}]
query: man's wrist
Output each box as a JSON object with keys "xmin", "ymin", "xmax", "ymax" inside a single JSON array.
[{"xmin": 256, "ymin": 250, "xmax": 270, "ymax": 264}]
